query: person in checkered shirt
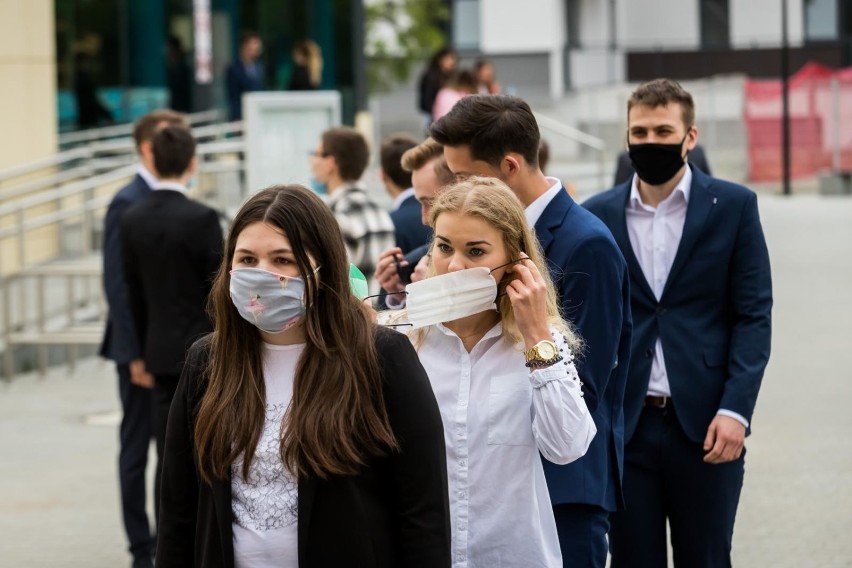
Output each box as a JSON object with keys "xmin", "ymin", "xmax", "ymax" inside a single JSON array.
[{"xmin": 310, "ymin": 127, "xmax": 395, "ymax": 291}]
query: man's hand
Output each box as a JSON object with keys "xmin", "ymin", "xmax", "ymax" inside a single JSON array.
[
  {"xmin": 375, "ymin": 247, "xmax": 407, "ymax": 298},
  {"xmin": 703, "ymin": 415, "xmax": 745, "ymax": 464},
  {"xmin": 129, "ymin": 359, "xmax": 155, "ymax": 389}
]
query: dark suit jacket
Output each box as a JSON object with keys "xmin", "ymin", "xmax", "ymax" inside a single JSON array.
[
  {"xmin": 390, "ymin": 194, "xmax": 432, "ymax": 254},
  {"xmin": 120, "ymin": 190, "xmax": 223, "ymax": 376},
  {"xmin": 100, "ymin": 174, "xmax": 151, "ymax": 364},
  {"xmin": 536, "ymin": 189, "xmax": 633, "ymax": 512},
  {"xmin": 613, "ymin": 144, "xmax": 712, "ymax": 186},
  {"xmin": 583, "ymin": 165, "xmax": 772, "ymax": 444},
  {"xmin": 156, "ymin": 328, "xmax": 452, "ymax": 568},
  {"xmin": 226, "ymin": 61, "xmax": 264, "ymax": 121}
]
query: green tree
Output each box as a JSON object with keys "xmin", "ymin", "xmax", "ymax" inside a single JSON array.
[{"xmin": 365, "ymin": 0, "xmax": 450, "ymax": 95}]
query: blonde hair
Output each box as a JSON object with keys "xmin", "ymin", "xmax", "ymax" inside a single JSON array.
[
  {"xmin": 401, "ymin": 137, "xmax": 443, "ymax": 172},
  {"xmin": 388, "ymin": 176, "xmax": 582, "ymax": 353}
]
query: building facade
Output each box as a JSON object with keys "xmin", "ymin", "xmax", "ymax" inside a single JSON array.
[{"xmin": 453, "ymin": 0, "xmax": 851, "ymax": 96}]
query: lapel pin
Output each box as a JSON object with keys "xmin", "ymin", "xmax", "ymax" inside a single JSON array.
[{"xmin": 712, "ymin": 197, "xmax": 717, "ymax": 205}]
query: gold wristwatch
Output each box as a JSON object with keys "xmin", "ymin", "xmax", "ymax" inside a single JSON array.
[{"xmin": 524, "ymin": 339, "xmax": 559, "ymax": 364}]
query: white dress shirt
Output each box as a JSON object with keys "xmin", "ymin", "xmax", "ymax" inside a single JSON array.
[
  {"xmin": 524, "ymin": 177, "xmax": 563, "ymax": 228},
  {"xmin": 137, "ymin": 164, "xmax": 158, "ymax": 188},
  {"xmin": 413, "ymin": 322, "xmax": 596, "ymax": 568},
  {"xmin": 391, "ymin": 186, "xmax": 415, "ymax": 212},
  {"xmin": 625, "ymin": 169, "xmax": 748, "ymax": 427},
  {"xmin": 151, "ymin": 181, "xmax": 187, "ymax": 194}
]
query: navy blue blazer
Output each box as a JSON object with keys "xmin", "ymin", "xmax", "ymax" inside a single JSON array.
[
  {"xmin": 100, "ymin": 174, "xmax": 151, "ymax": 364},
  {"xmin": 583, "ymin": 166, "xmax": 772, "ymax": 444},
  {"xmin": 390, "ymin": 194, "xmax": 432, "ymax": 254},
  {"xmin": 536, "ymin": 189, "xmax": 633, "ymax": 512}
]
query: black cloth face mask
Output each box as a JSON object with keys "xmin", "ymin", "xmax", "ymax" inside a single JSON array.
[{"xmin": 627, "ymin": 133, "xmax": 690, "ymax": 186}]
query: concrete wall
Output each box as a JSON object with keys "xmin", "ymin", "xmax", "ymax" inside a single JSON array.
[
  {"xmin": 617, "ymin": 0, "xmax": 700, "ymax": 49},
  {"xmin": 0, "ymin": 0, "xmax": 57, "ymax": 170},
  {"xmin": 479, "ymin": 0, "xmax": 565, "ymax": 98}
]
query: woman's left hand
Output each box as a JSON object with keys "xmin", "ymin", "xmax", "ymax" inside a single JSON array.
[{"xmin": 505, "ymin": 252, "xmax": 552, "ymax": 348}]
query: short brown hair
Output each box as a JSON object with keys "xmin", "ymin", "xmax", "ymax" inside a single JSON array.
[
  {"xmin": 430, "ymin": 95, "xmax": 541, "ymax": 168},
  {"xmin": 538, "ymin": 139, "xmax": 550, "ymax": 174},
  {"xmin": 380, "ymin": 134, "xmax": 418, "ymax": 188},
  {"xmin": 321, "ymin": 127, "xmax": 370, "ymax": 181},
  {"xmin": 401, "ymin": 137, "xmax": 443, "ymax": 172},
  {"xmin": 152, "ymin": 125, "xmax": 196, "ymax": 178},
  {"xmin": 627, "ymin": 78, "xmax": 695, "ymax": 129},
  {"xmin": 132, "ymin": 109, "xmax": 187, "ymax": 150}
]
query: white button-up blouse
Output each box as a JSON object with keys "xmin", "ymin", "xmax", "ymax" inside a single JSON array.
[{"xmin": 411, "ymin": 322, "xmax": 596, "ymax": 568}]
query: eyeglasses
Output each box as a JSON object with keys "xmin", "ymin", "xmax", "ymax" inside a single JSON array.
[{"xmin": 308, "ymin": 150, "xmax": 329, "ymax": 158}]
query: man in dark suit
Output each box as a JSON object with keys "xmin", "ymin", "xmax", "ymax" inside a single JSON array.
[
  {"xmin": 380, "ymin": 134, "xmax": 432, "ymax": 254},
  {"xmin": 583, "ymin": 78, "xmax": 772, "ymax": 567},
  {"xmin": 226, "ymin": 32, "xmax": 264, "ymax": 121},
  {"xmin": 121, "ymin": 125, "xmax": 223, "ymax": 544},
  {"xmin": 431, "ymin": 95, "xmax": 632, "ymax": 568},
  {"xmin": 100, "ymin": 110, "xmax": 186, "ymax": 568},
  {"xmin": 613, "ymin": 143, "xmax": 711, "ymax": 186}
]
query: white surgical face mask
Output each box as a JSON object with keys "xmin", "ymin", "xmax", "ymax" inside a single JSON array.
[{"xmin": 405, "ymin": 266, "xmax": 500, "ymax": 328}]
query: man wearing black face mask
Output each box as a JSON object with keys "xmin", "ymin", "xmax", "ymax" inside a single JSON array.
[{"xmin": 583, "ymin": 79, "xmax": 773, "ymax": 567}]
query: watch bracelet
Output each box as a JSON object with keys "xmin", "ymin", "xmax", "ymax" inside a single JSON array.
[{"xmin": 524, "ymin": 354, "xmax": 564, "ymax": 369}]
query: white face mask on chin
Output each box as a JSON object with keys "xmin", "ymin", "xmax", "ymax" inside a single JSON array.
[{"xmin": 405, "ymin": 266, "xmax": 499, "ymax": 329}]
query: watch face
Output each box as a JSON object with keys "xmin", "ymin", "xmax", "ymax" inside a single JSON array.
[{"xmin": 538, "ymin": 341, "xmax": 557, "ymax": 359}]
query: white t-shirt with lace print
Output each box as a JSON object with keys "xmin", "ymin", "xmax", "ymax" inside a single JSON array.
[{"xmin": 231, "ymin": 342, "xmax": 304, "ymax": 568}]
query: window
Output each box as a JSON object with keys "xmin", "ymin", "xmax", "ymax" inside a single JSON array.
[
  {"xmin": 805, "ymin": 0, "xmax": 838, "ymax": 41},
  {"xmin": 453, "ymin": 0, "xmax": 480, "ymax": 51},
  {"xmin": 700, "ymin": 0, "xmax": 730, "ymax": 49}
]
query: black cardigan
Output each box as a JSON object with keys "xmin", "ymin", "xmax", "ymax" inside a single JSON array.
[{"xmin": 155, "ymin": 327, "xmax": 451, "ymax": 568}]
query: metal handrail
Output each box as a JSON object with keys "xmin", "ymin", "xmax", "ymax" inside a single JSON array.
[
  {"xmin": 57, "ymin": 109, "xmax": 224, "ymax": 146},
  {"xmin": 533, "ymin": 111, "xmax": 608, "ymax": 190},
  {"xmin": 0, "ymin": 147, "xmax": 92, "ymax": 188},
  {"xmin": 534, "ymin": 112, "xmax": 607, "ymax": 151},
  {"xmin": 1, "ymin": 127, "xmax": 247, "ymax": 379},
  {"xmin": 0, "ymin": 165, "xmax": 95, "ymax": 203},
  {"xmin": 0, "ymin": 164, "xmax": 137, "ymax": 219}
]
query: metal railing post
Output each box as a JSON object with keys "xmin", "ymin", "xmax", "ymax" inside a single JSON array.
[{"xmin": 2, "ymin": 277, "xmax": 13, "ymax": 380}]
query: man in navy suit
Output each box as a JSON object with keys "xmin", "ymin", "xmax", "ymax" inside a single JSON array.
[
  {"xmin": 100, "ymin": 109, "xmax": 187, "ymax": 568},
  {"xmin": 121, "ymin": 125, "xmax": 223, "ymax": 553},
  {"xmin": 380, "ymin": 134, "xmax": 432, "ymax": 254},
  {"xmin": 226, "ymin": 32, "xmax": 264, "ymax": 121},
  {"xmin": 583, "ymin": 79, "xmax": 772, "ymax": 567},
  {"xmin": 431, "ymin": 95, "xmax": 632, "ymax": 568}
]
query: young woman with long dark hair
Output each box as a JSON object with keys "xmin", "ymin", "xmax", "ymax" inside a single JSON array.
[{"xmin": 156, "ymin": 185, "xmax": 450, "ymax": 568}]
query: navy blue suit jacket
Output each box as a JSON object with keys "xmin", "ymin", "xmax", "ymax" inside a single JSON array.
[
  {"xmin": 537, "ymin": 189, "xmax": 632, "ymax": 512},
  {"xmin": 583, "ymin": 166, "xmax": 772, "ymax": 444},
  {"xmin": 100, "ymin": 174, "xmax": 151, "ymax": 364},
  {"xmin": 390, "ymin": 194, "xmax": 432, "ymax": 254}
]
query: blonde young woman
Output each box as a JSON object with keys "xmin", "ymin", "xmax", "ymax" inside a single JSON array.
[{"xmin": 387, "ymin": 177, "xmax": 596, "ymax": 567}]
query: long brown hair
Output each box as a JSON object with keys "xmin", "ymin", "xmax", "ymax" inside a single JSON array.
[{"xmin": 195, "ymin": 185, "xmax": 397, "ymax": 484}]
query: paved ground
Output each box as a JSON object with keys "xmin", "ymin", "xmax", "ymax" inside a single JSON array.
[{"xmin": 1, "ymin": 192, "xmax": 851, "ymax": 567}]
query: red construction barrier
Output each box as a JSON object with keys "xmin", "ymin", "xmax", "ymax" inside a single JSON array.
[{"xmin": 744, "ymin": 62, "xmax": 852, "ymax": 182}]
